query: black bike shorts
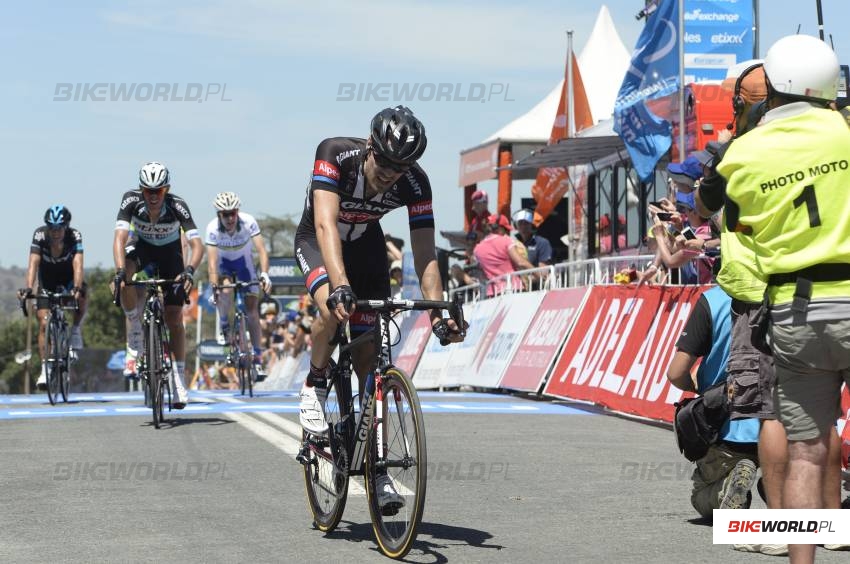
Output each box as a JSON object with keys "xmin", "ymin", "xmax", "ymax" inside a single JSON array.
[
  {"xmin": 295, "ymin": 225, "xmax": 390, "ymax": 336},
  {"xmin": 126, "ymin": 239, "xmax": 186, "ymax": 306}
]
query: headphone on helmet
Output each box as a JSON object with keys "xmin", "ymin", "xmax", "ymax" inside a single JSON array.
[{"xmin": 732, "ymin": 63, "xmax": 764, "ymax": 117}]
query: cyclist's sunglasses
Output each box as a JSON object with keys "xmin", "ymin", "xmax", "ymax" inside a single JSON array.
[
  {"xmin": 142, "ymin": 186, "xmax": 168, "ymax": 197},
  {"xmin": 219, "ymin": 210, "xmax": 238, "ymax": 219},
  {"xmin": 46, "ymin": 223, "xmax": 66, "ymax": 231},
  {"xmin": 370, "ymin": 148, "xmax": 411, "ymax": 173}
]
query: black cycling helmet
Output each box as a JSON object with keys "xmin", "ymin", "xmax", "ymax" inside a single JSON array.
[
  {"xmin": 44, "ymin": 205, "xmax": 71, "ymax": 227},
  {"xmin": 369, "ymin": 105, "xmax": 427, "ymax": 165}
]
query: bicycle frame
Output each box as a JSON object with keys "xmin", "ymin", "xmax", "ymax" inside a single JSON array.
[{"xmin": 130, "ymin": 279, "xmax": 175, "ymax": 424}]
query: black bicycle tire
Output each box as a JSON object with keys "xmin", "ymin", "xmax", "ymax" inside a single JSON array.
[
  {"xmin": 45, "ymin": 318, "xmax": 60, "ymax": 406},
  {"xmin": 148, "ymin": 313, "xmax": 162, "ymax": 429},
  {"xmin": 365, "ymin": 367, "xmax": 427, "ymax": 559},
  {"xmin": 233, "ymin": 315, "xmax": 247, "ymax": 396},
  {"xmin": 60, "ymin": 323, "xmax": 71, "ymax": 403},
  {"xmin": 303, "ymin": 370, "xmax": 349, "ymax": 532}
]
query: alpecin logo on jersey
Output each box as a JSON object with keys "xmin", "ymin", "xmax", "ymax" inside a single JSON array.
[
  {"xmin": 313, "ymin": 160, "xmax": 340, "ymax": 181},
  {"xmin": 409, "ymin": 201, "xmax": 433, "ymax": 216}
]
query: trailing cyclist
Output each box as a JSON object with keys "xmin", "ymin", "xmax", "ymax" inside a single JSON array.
[
  {"xmin": 17, "ymin": 205, "xmax": 87, "ymax": 391},
  {"xmin": 112, "ymin": 162, "xmax": 204, "ymax": 409},
  {"xmin": 294, "ymin": 105, "xmax": 465, "ymax": 511},
  {"xmin": 204, "ymin": 191, "xmax": 272, "ymax": 381}
]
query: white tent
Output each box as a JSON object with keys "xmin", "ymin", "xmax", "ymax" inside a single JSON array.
[{"xmin": 483, "ymin": 5, "xmax": 630, "ymax": 143}]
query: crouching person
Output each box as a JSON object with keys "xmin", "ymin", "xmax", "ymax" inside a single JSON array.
[{"xmin": 667, "ymin": 286, "xmax": 760, "ymax": 517}]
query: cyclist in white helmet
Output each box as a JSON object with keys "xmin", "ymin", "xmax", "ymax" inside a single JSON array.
[
  {"xmin": 112, "ymin": 162, "xmax": 204, "ymax": 409},
  {"xmin": 204, "ymin": 192, "xmax": 272, "ymax": 380}
]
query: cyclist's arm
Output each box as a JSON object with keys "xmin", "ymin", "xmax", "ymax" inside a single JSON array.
[
  {"xmin": 181, "ymin": 230, "xmax": 191, "ymax": 267},
  {"xmin": 409, "ymin": 227, "xmax": 444, "ymax": 324},
  {"xmin": 252, "ymin": 233, "xmax": 270, "ymax": 274},
  {"xmin": 113, "ymin": 227, "xmax": 130, "ymax": 271},
  {"xmin": 186, "ymin": 235, "xmax": 204, "ymax": 272},
  {"xmin": 72, "ymin": 253, "xmax": 84, "ymax": 290},
  {"xmin": 313, "ymin": 189, "xmax": 349, "ymax": 288},
  {"xmin": 206, "ymin": 244, "xmax": 220, "ymax": 287},
  {"xmin": 25, "ymin": 251, "xmax": 40, "ymax": 291}
]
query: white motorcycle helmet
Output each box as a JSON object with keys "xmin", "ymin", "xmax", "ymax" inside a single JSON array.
[{"xmin": 763, "ymin": 34, "xmax": 839, "ymax": 103}]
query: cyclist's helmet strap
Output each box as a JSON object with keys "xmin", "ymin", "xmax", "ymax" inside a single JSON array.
[
  {"xmin": 44, "ymin": 205, "xmax": 71, "ymax": 226},
  {"xmin": 369, "ymin": 105, "xmax": 427, "ymax": 165}
]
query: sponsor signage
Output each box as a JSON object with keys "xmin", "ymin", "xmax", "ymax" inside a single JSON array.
[
  {"xmin": 684, "ymin": 0, "xmax": 755, "ymax": 82},
  {"xmin": 458, "ymin": 141, "xmax": 500, "ymax": 187},
  {"xmin": 500, "ymin": 288, "xmax": 588, "ymax": 392},
  {"xmin": 542, "ymin": 285, "xmax": 706, "ymax": 422},
  {"xmin": 268, "ymin": 256, "xmax": 304, "ymax": 287}
]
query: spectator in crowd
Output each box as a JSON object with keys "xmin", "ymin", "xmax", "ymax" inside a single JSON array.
[
  {"xmin": 449, "ymin": 263, "xmax": 478, "ymax": 290},
  {"xmin": 667, "ymin": 286, "xmax": 762, "ymax": 520},
  {"xmin": 384, "ymin": 233, "xmax": 404, "ymax": 264},
  {"xmin": 389, "ymin": 259, "xmax": 403, "ymax": 296},
  {"xmin": 512, "ymin": 208, "xmax": 553, "ymax": 266},
  {"xmin": 598, "ymin": 213, "xmax": 627, "ymax": 255},
  {"xmin": 719, "ymin": 35, "xmax": 850, "ymax": 561},
  {"xmin": 473, "ymin": 213, "xmax": 535, "ymax": 296},
  {"xmin": 468, "ymin": 190, "xmax": 491, "ymax": 242}
]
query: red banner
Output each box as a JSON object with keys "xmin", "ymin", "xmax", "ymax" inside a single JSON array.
[
  {"xmin": 542, "ymin": 285, "xmax": 707, "ymax": 422},
  {"xmin": 393, "ymin": 312, "xmax": 433, "ymax": 376},
  {"xmin": 500, "ymin": 288, "xmax": 588, "ymax": 392}
]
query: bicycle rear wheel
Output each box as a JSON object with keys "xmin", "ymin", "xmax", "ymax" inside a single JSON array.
[
  {"xmin": 365, "ymin": 367, "xmax": 427, "ymax": 559},
  {"xmin": 45, "ymin": 319, "xmax": 61, "ymax": 406},
  {"xmin": 303, "ymin": 367, "xmax": 349, "ymax": 532}
]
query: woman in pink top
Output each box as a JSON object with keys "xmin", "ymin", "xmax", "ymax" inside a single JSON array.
[{"xmin": 473, "ymin": 213, "xmax": 535, "ymax": 296}]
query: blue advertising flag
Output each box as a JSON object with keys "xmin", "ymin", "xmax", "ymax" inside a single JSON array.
[
  {"xmin": 614, "ymin": 0, "xmax": 680, "ymax": 182},
  {"xmin": 683, "ymin": 0, "xmax": 755, "ymax": 82}
]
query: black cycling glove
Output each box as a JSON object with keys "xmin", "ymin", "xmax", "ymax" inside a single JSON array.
[{"xmin": 326, "ymin": 284, "xmax": 356, "ymax": 314}]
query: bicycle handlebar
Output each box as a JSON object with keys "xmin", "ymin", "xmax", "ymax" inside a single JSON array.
[
  {"xmin": 355, "ymin": 294, "xmax": 467, "ymax": 344},
  {"xmin": 19, "ymin": 289, "xmax": 78, "ymax": 316}
]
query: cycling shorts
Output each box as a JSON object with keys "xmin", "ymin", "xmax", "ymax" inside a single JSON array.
[
  {"xmin": 126, "ymin": 239, "xmax": 186, "ymax": 306},
  {"xmin": 295, "ymin": 226, "xmax": 390, "ymax": 337}
]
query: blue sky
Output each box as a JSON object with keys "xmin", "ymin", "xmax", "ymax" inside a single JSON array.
[{"xmin": 2, "ymin": 0, "xmax": 849, "ymax": 269}]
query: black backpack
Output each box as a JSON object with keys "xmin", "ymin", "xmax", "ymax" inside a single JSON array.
[{"xmin": 673, "ymin": 379, "xmax": 730, "ymax": 462}]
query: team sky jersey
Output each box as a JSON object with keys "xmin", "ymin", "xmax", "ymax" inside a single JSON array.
[
  {"xmin": 204, "ymin": 212, "xmax": 261, "ymax": 261},
  {"xmin": 722, "ymin": 104, "xmax": 850, "ymax": 310},
  {"xmin": 297, "ymin": 137, "xmax": 435, "ymax": 242},
  {"xmin": 115, "ymin": 189, "xmax": 200, "ymax": 246},
  {"xmin": 30, "ymin": 226, "xmax": 83, "ymax": 287}
]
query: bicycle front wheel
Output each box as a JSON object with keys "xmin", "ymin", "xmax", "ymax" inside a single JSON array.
[
  {"xmin": 303, "ymin": 370, "xmax": 348, "ymax": 532},
  {"xmin": 60, "ymin": 326, "xmax": 71, "ymax": 403},
  {"xmin": 365, "ymin": 367, "xmax": 427, "ymax": 559},
  {"xmin": 45, "ymin": 319, "xmax": 61, "ymax": 406},
  {"xmin": 147, "ymin": 318, "xmax": 163, "ymax": 429}
]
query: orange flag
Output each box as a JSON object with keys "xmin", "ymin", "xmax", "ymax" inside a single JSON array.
[{"xmin": 531, "ymin": 52, "xmax": 593, "ymax": 225}]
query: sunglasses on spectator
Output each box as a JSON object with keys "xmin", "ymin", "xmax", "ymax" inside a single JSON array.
[{"xmin": 370, "ymin": 148, "xmax": 411, "ymax": 173}]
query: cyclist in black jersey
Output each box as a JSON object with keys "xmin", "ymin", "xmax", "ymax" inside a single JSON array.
[
  {"xmin": 111, "ymin": 162, "xmax": 204, "ymax": 409},
  {"xmin": 295, "ymin": 106, "xmax": 466, "ymax": 510},
  {"xmin": 18, "ymin": 206, "xmax": 87, "ymax": 390}
]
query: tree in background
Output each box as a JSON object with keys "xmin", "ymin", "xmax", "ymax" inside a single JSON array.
[
  {"xmin": 257, "ymin": 215, "xmax": 298, "ymax": 256},
  {"xmin": 81, "ymin": 268, "xmax": 126, "ymax": 350}
]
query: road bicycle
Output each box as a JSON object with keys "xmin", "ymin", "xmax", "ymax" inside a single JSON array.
[
  {"xmin": 20, "ymin": 289, "xmax": 77, "ymax": 405},
  {"xmin": 214, "ymin": 280, "xmax": 261, "ymax": 397},
  {"xmin": 117, "ymin": 279, "xmax": 177, "ymax": 429},
  {"xmin": 297, "ymin": 294, "xmax": 465, "ymax": 559}
]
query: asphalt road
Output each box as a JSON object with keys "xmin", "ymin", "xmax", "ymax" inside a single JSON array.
[{"xmin": 0, "ymin": 390, "xmax": 847, "ymax": 563}]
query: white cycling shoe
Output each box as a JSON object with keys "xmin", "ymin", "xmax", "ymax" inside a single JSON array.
[
  {"xmin": 376, "ymin": 474, "xmax": 405, "ymax": 516},
  {"xmin": 299, "ymin": 382, "xmax": 328, "ymax": 435}
]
